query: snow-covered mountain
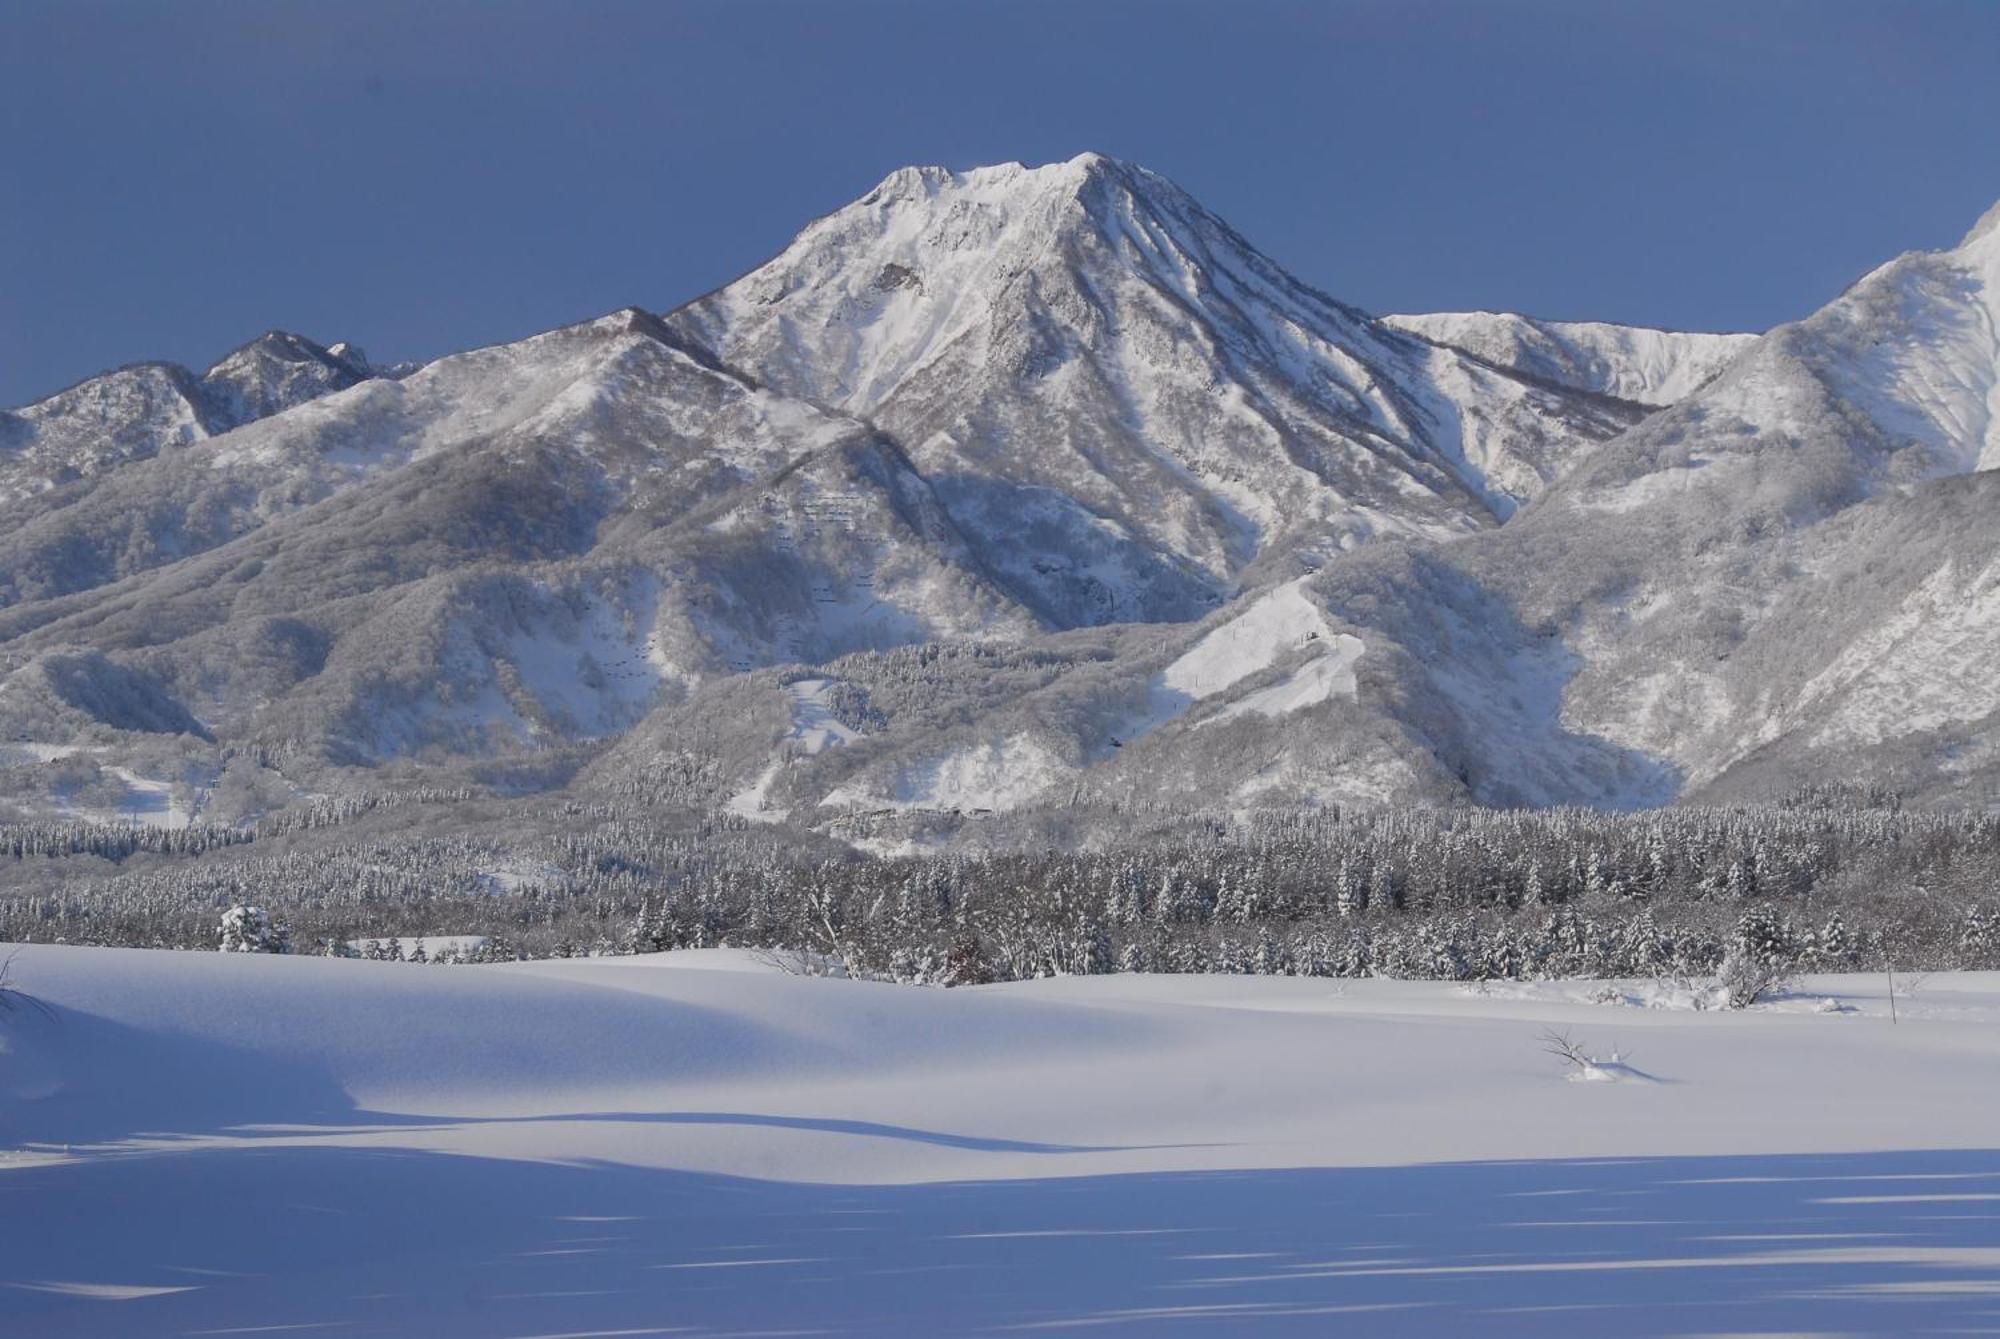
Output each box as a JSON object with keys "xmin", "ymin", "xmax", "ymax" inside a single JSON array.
[
  {"xmin": 0, "ymin": 332, "xmax": 372, "ymax": 505},
  {"xmin": 607, "ymin": 188, "xmax": 2000, "ymax": 831},
  {"xmin": 1382, "ymin": 311, "xmax": 1758, "ymax": 406},
  {"xmin": 1098, "ymin": 192, "xmax": 2000, "ymax": 812},
  {"xmin": 0, "ymin": 308, "xmax": 1035, "ymax": 781},
  {"xmin": 672, "ymin": 154, "xmax": 1641, "ymax": 625},
  {"xmin": 3, "ymin": 158, "xmax": 1998, "ymax": 833}
]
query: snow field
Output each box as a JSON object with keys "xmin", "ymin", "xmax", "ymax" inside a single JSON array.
[
  {"xmin": 4, "ymin": 947, "xmax": 1999, "ymax": 1334},
  {"xmin": 1140, "ymin": 577, "xmax": 1364, "ymax": 737}
]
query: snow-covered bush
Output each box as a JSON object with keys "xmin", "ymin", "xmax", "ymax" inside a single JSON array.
[
  {"xmin": 1715, "ymin": 949, "xmax": 1790, "ymax": 1009},
  {"xmin": 1714, "ymin": 906, "xmax": 1793, "ymax": 1007},
  {"xmin": 218, "ymin": 905, "xmax": 289, "ymax": 954}
]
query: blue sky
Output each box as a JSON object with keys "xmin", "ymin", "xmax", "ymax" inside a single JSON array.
[{"xmin": 4, "ymin": 0, "xmax": 1998, "ymax": 405}]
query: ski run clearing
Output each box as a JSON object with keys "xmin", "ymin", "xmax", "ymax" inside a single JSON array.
[{"xmin": 4, "ymin": 946, "xmax": 1999, "ymax": 1336}]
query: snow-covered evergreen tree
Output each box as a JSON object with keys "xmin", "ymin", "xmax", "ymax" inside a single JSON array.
[{"xmin": 218, "ymin": 905, "xmax": 289, "ymax": 954}]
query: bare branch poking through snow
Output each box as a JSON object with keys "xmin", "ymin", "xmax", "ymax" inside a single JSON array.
[
  {"xmin": 1540, "ymin": 1027, "xmax": 1596, "ymax": 1073},
  {"xmin": 1539, "ymin": 1026, "xmax": 1650, "ymax": 1083},
  {"xmin": 0, "ymin": 949, "xmax": 57, "ymax": 1024},
  {"xmin": 747, "ymin": 945, "xmax": 848, "ymax": 979}
]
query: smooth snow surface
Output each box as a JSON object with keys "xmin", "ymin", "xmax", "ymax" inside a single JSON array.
[
  {"xmin": 1128, "ymin": 578, "xmax": 1365, "ymax": 741},
  {"xmin": 6, "ymin": 947, "xmax": 2000, "ymax": 1335},
  {"xmin": 825, "ymin": 732, "xmax": 1063, "ymax": 813},
  {"xmin": 724, "ymin": 677, "xmax": 864, "ymax": 821},
  {"xmin": 1160, "ymin": 581, "xmax": 1338, "ymax": 700}
]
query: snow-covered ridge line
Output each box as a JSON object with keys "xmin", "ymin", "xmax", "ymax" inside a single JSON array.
[
  {"xmin": 8, "ymin": 160, "xmax": 2000, "ymax": 824},
  {"xmin": 0, "ymin": 330, "xmax": 383, "ymax": 505},
  {"xmin": 1383, "ymin": 310, "xmax": 1760, "ymax": 406}
]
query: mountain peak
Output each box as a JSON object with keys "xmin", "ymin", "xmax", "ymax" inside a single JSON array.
[
  {"xmin": 858, "ymin": 152, "xmax": 1158, "ymax": 216},
  {"xmin": 665, "ymin": 153, "xmax": 1644, "ymax": 622},
  {"xmin": 325, "ymin": 341, "xmax": 371, "ymax": 372},
  {"xmin": 198, "ymin": 329, "xmax": 368, "ymax": 431},
  {"xmin": 675, "ymin": 153, "xmax": 1284, "ymax": 419},
  {"xmin": 1961, "ymin": 196, "xmax": 2000, "ymax": 249}
]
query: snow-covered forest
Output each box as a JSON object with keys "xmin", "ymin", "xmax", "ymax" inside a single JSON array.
[{"xmin": 6, "ymin": 787, "xmax": 1995, "ymax": 985}]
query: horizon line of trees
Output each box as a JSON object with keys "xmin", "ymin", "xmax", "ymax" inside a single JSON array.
[{"xmin": 4, "ymin": 791, "xmax": 1996, "ymax": 983}]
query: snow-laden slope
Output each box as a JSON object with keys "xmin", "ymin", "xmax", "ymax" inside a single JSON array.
[
  {"xmin": 1156, "ymin": 577, "xmax": 1357, "ymax": 706},
  {"xmin": 11, "ymin": 168, "xmax": 2000, "ymax": 822},
  {"xmin": 776, "ymin": 580, "xmax": 1379, "ymax": 822},
  {"xmin": 673, "ymin": 154, "xmax": 1640, "ymax": 625},
  {"xmin": 5, "ymin": 946, "xmax": 2000, "ymax": 1336},
  {"xmin": 195, "ymin": 331, "xmax": 370, "ymax": 429},
  {"xmin": 726, "ymin": 676, "xmax": 869, "ymax": 820},
  {"xmin": 1246, "ymin": 191, "xmax": 2000, "ymax": 808},
  {"xmin": 790, "ymin": 188, "xmax": 2000, "ymax": 819},
  {"xmin": 1384, "ymin": 310, "xmax": 1758, "ymax": 406},
  {"xmin": 0, "ymin": 333, "xmax": 369, "ymax": 505},
  {"xmin": 0, "ymin": 308, "xmax": 1044, "ymax": 796},
  {"xmin": 825, "ymin": 731, "xmax": 1066, "ymax": 815},
  {"xmin": 0, "ymin": 364, "xmax": 212, "ymax": 504},
  {"xmin": 0, "ymin": 155, "xmax": 1649, "ymax": 822},
  {"xmin": 1805, "ymin": 203, "xmax": 2000, "ymax": 475}
]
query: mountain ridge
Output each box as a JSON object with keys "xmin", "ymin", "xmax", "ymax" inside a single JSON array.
[{"xmin": 4, "ymin": 158, "xmax": 1997, "ymax": 841}]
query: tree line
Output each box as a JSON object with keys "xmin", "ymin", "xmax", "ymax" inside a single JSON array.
[{"xmin": 5, "ymin": 791, "xmax": 1996, "ymax": 984}]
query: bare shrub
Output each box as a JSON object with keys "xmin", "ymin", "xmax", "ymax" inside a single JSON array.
[
  {"xmin": 0, "ymin": 949, "xmax": 56, "ymax": 1024},
  {"xmin": 1539, "ymin": 1027, "xmax": 1596, "ymax": 1073},
  {"xmin": 1716, "ymin": 950, "xmax": 1791, "ymax": 1009}
]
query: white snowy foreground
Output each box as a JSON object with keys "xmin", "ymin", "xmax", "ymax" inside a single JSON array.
[{"xmin": 4, "ymin": 947, "xmax": 1999, "ymax": 1336}]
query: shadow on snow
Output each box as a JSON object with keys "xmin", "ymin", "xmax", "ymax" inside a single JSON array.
[{"xmin": 6, "ymin": 1145, "xmax": 2000, "ymax": 1336}]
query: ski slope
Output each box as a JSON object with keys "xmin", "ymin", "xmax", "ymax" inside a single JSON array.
[{"xmin": 4, "ymin": 946, "xmax": 1999, "ymax": 1335}]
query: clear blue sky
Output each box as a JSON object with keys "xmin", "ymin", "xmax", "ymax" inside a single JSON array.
[{"xmin": 4, "ymin": 0, "xmax": 1998, "ymax": 406}]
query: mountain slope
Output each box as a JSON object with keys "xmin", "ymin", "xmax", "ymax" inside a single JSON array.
[
  {"xmin": 642, "ymin": 191, "xmax": 2000, "ymax": 833},
  {"xmin": 0, "ymin": 311, "xmax": 1038, "ymax": 804},
  {"xmin": 1220, "ymin": 193, "xmax": 2000, "ymax": 809},
  {"xmin": 0, "ymin": 333, "xmax": 371, "ymax": 507},
  {"xmin": 1382, "ymin": 311, "xmax": 1758, "ymax": 407},
  {"xmin": 10, "ymin": 161, "xmax": 1998, "ymax": 833},
  {"xmin": 0, "ymin": 155, "xmax": 1649, "ymax": 824}
]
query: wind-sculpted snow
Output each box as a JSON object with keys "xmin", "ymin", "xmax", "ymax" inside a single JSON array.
[{"xmin": 6, "ymin": 947, "xmax": 2000, "ymax": 1335}]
